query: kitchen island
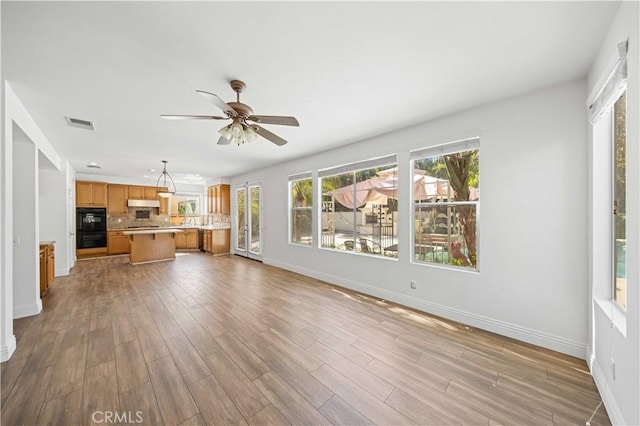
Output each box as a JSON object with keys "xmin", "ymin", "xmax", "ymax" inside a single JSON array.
[{"xmin": 123, "ymin": 228, "xmax": 183, "ymax": 265}]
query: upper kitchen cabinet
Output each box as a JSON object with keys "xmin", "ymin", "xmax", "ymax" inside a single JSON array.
[
  {"xmin": 144, "ymin": 186, "xmax": 158, "ymax": 199},
  {"xmin": 128, "ymin": 185, "xmax": 160, "ymax": 200},
  {"xmin": 127, "ymin": 185, "xmax": 144, "ymax": 199},
  {"xmin": 76, "ymin": 181, "xmax": 108, "ymax": 207},
  {"xmin": 208, "ymin": 184, "xmax": 230, "ymax": 215},
  {"xmin": 107, "ymin": 184, "xmax": 128, "ymax": 215}
]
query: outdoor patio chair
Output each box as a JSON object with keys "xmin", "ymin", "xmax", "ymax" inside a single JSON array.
[{"xmin": 359, "ymin": 238, "xmax": 371, "ymax": 253}]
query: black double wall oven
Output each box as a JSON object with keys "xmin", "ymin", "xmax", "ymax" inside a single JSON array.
[{"xmin": 76, "ymin": 207, "xmax": 107, "ymax": 249}]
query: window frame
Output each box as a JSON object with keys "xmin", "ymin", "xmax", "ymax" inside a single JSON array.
[
  {"xmin": 288, "ymin": 172, "xmax": 313, "ymax": 247},
  {"xmin": 410, "ymin": 138, "xmax": 480, "ymax": 272},
  {"xmin": 612, "ymin": 90, "xmax": 626, "ymax": 310},
  {"xmin": 318, "ymin": 154, "xmax": 398, "ymax": 259}
]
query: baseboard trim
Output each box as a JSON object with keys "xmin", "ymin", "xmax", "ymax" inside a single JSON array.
[
  {"xmin": 265, "ymin": 258, "xmax": 586, "ymax": 358},
  {"xmin": 587, "ymin": 346, "xmax": 626, "ymax": 425},
  {"xmin": 55, "ymin": 267, "xmax": 70, "ymax": 277},
  {"xmin": 13, "ymin": 300, "xmax": 43, "ymax": 319},
  {"xmin": 0, "ymin": 335, "xmax": 17, "ymax": 362}
]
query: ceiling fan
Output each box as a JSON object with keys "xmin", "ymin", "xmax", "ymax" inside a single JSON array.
[{"xmin": 161, "ymin": 80, "xmax": 299, "ymax": 146}]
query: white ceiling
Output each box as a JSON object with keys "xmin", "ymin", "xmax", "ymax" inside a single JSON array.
[{"xmin": 2, "ymin": 1, "xmax": 619, "ymax": 184}]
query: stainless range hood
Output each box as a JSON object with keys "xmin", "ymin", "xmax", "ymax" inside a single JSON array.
[{"xmin": 127, "ymin": 199, "xmax": 160, "ymax": 208}]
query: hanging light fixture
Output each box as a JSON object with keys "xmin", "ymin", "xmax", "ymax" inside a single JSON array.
[
  {"xmin": 156, "ymin": 160, "xmax": 177, "ymax": 198},
  {"xmin": 218, "ymin": 120, "xmax": 258, "ymax": 146}
]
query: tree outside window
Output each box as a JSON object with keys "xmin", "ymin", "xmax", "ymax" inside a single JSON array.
[{"xmin": 412, "ymin": 141, "xmax": 479, "ymax": 270}]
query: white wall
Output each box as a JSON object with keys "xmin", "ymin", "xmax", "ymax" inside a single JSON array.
[
  {"xmin": 12, "ymin": 135, "xmax": 41, "ymax": 318},
  {"xmin": 39, "ymin": 161, "xmax": 73, "ymax": 276},
  {"xmin": 1, "ymin": 82, "xmax": 63, "ymax": 361},
  {"xmin": 231, "ymin": 79, "xmax": 589, "ymax": 358},
  {"xmin": 587, "ymin": 2, "xmax": 639, "ymax": 425}
]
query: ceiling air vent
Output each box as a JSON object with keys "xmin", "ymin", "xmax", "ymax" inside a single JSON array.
[{"xmin": 65, "ymin": 116, "xmax": 94, "ymax": 130}]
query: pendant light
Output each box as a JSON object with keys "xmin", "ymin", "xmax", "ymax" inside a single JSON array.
[{"xmin": 156, "ymin": 160, "xmax": 177, "ymax": 198}]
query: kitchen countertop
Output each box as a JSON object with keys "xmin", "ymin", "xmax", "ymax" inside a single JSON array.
[
  {"xmin": 122, "ymin": 229, "xmax": 184, "ymax": 235},
  {"xmin": 110, "ymin": 224, "xmax": 230, "ymax": 231}
]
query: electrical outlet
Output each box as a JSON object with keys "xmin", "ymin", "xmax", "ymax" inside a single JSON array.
[
  {"xmin": 611, "ymin": 359, "xmax": 616, "ymax": 380},
  {"xmin": 410, "ymin": 280, "xmax": 416, "ymax": 289}
]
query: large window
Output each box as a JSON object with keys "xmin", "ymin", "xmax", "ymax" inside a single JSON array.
[
  {"xmin": 588, "ymin": 40, "xmax": 627, "ymax": 310},
  {"xmin": 319, "ymin": 155, "xmax": 398, "ymax": 258},
  {"xmin": 170, "ymin": 193, "xmax": 202, "ymax": 226},
  {"xmin": 289, "ymin": 173, "xmax": 313, "ymax": 245},
  {"xmin": 411, "ymin": 139, "xmax": 479, "ymax": 270},
  {"xmin": 613, "ymin": 91, "xmax": 626, "ymax": 309}
]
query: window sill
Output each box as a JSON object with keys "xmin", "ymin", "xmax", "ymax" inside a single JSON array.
[
  {"xmin": 594, "ymin": 298, "xmax": 627, "ymax": 337},
  {"xmin": 410, "ymin": 259, "xmax": 480, "ymax": 274}
]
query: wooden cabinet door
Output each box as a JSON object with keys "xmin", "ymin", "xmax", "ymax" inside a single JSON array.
[
  {"xmin": 144, "ymin": 186, "xmax": 158, "ymax": 199},
  {"xmin": 92, "ymin": 183, "xmax": 108, "ymax": 206},
  {"xmin": 211, "ymin": 229, "xmax": 230, "ymax": 254},
  {"xmin": 174, "ymin": 232, "xmax": 187, "ymax": 249},
  {"xmin": 128, "ymin": 186, "xmax": 144, "ymax": 199},
  {"xmin": 76, "ymin": 181, "xmax": 94, "ymax": 206},
  {"xmin": 47, "ymin": 249, "xmax": 55, "ymax": 285},
  {"xmin": 219, "ymin": 185, "xmax": 230, "ymax": 215},
  {"xmin": 107, "ymin": 185, "xmax": 128, "ymax": 215},
  {"xmin": 186, "ymin": 230, "xmax": 198, "ymax": 249},
  {"xmin": 39, "ymin": 249, "xmax": 47, "ymax": 295},
  {"xmin": 108, "ymin": 232, "xmax": 130, "ymax": 254},
  {"xmin": 77, "ymin": 181, "xmax": 107, "ymax": 206},
  {"xmin": 203, "ymin": 230, "xmax": 211, "ymax": 253}
]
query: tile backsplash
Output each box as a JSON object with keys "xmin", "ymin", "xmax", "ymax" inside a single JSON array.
[
  {"xmin": 108, "ymin": 207, "xmax": 230, "ymax": 230},
  {"xmin": 108, "ymin": 207, "xmax": 169, "ymax": 229}
]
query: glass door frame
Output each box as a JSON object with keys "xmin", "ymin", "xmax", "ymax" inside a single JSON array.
[{"xmin": 233, "ymin": 182, "xmax": 263, "ymax": 261}]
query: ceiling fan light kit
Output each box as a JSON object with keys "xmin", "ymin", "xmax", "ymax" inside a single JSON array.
[{"xmin": 162, "ymin": 80, "xmax": 299, "ymax": 146}]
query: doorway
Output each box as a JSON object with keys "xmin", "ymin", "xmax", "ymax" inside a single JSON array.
[{"xmin": 235, "ymin": 183, "xmax": 262, "ymax": 261}]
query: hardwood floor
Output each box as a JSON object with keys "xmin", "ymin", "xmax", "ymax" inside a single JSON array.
[{"xmin": 1, "ymin": 253, "xmax": 610, "ymax": 425}]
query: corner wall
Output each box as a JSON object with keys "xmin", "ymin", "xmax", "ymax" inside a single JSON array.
[
  {"xmin": 1, "ymin": 82, "xmax": 63, "ymax": 362},
  {"xmin": 231, "ymin": 78, "xmax": 589, "ymax": 358}
]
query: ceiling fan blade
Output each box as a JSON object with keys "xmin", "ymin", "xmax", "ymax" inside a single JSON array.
[
  {"xmin": 161, "ymin": 115, "xmax": 227, "ymax": 120},
  {"xmin": 217, "ymin": 136, "xmax": 231, "ymax": 145},
  {"xmin": 251, "ymin": 124, "xmax": 288, "ymax": 146},
  {"xmin": 248, "ymin": 115, "xmax": 299, "ymax": 126},
  {"xmin": 196, "ymin": 90, "xmax": 237, "ymax": 117}
]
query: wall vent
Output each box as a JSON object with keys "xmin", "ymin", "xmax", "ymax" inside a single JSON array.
[{"xmin": 65, "ymin": 116, "xmax": 94, "ymax": 130}]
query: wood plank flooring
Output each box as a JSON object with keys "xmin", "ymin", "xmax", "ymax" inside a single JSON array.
[{"xmin": 1, "ymin": 253, "xmax": 610, "ymax": 425}]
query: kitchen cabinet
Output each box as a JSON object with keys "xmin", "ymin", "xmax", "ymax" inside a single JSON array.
[
  {"xmin": 107, "ymin": 184, "xmax": 128, "ymax": 215},
  {"xmin": 203, "ymin": 229, "xmax": 230, "ymax": 255},
  {"xmin": 129, "ymin": 185, "xmax": 161, "ymax": 200},
  {"xmin": 76, "ymin": 181, "xmax": 108, "ymax": 207},
  {"xmin": 127, "ymin": 186, "xmax": 144, "ymax": 199},
  {"xmin": 175, "ymin": 229, "xmax": 198, "ymax": 249},
  {"xmin": 159, "ymin": 187, "xmax": 169, "ymax": 215},
  {"xmin": 108, "ymin": 231, "xmax": 130, "ymax": 255},
  {"xmin": 144, "ymin": 186, "xmax": 158, "ymax": 199},
  {"xmin": 208, "ymin": 184, "xmax": 230, "ymax": 215},
  {"xmin": 39, "ymin": 242, "xmax": 55, "ymax": 296}
]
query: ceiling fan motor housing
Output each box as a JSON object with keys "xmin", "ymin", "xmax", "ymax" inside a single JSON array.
[{"xmin": 227, "ymin": 102, "xmax": 253, "ymax": 118}]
